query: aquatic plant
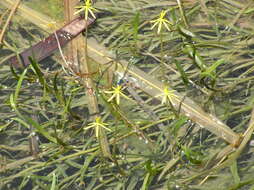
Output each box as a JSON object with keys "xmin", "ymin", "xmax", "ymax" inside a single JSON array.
[{"xmin": 1, "ymin": 0, "xmax": 254, "ymax": 189}]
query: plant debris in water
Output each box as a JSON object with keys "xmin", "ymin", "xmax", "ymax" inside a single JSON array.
[{"xmin": 1, "ymin": 0, "xmax": 254, "ymax": 189}]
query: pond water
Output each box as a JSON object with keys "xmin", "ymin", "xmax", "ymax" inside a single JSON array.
[{"xmin": 1, "ymin": 0, "xmax": 254, "ymax": 190}]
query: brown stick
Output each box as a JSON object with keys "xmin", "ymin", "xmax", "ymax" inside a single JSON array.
[
  {"xmin": 6, "ymin": 17, "xmax": 95, "ymax": 68},
  {"xmin": 0, "ymin": 0, "xmax": 21, "ymax": 44},
  {"xmin": 63, "ymin": 0, "xmax": 80, "ymax": 72}
]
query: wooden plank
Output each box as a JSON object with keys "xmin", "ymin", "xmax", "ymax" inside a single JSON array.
[
  {"xmin": 8, "ymin": 17, "xmax": 95, "ymax": 67},
  {"xmin": 63, "ymin": 0, "xmax": 79, "ymax": 70},
  {"xmin": 63, "ymin": 0, "xmax": 111, "ymax": 158}
]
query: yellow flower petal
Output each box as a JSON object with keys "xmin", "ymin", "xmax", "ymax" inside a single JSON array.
[{"xmin": 150, "ymin": 10, "xmax": 172, "ymax": 34}]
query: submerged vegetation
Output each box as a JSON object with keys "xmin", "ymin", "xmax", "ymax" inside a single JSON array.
[{"xmin": 1, "ymin": 0, "xmax": 254, "ymax": 189}]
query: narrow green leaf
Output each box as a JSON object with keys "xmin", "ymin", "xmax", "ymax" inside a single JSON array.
[
  {"xmin": 14, "ymin": 67, "xmax": 28, "ymax": 103},
  {"xmin": 10, "ymin": 65, "xmax": 19, "ymax": 80},
  {"xmin": 194, "ymin": 54, "xmax": 205, "ymax": 70},
  {"xmin": 181, "ymin": 146, "xmax": 202, "ymax": 164},
  {"xmin": 18, "ymin": 176, "xmax": 31, "ymax": 190},
  {"xmin": 141, "ymin": 173, "xmax": 150, "ymax": 190},
  {"xmin": 80, "ymin": 151, "xmax": 98, "ymax": 183},
  {"xmin": 11, "ymin": 117, "xmax": 30, "ymax": 129},
  {"xmin": 127, "ymin": 176, "xmax": 139, "ymax": 190},
  {"xmin": 158, "ymin": 158, "xmax": 179, "ymax": 181},
  {"xmin": 244, "ymin": 7, "xmax": 254, "ymax": 14},
  {"xmin": 183, "ymin": 44, "xmax": 194, "ymax": 57},
  {"xmin": 0, "ymin": 121, "xmax": 13, "ymax": 132},
  {"xmin": 29, "ymin": 57, "xmax": 44, "ymax": 83},
  {"xmin": 183, "ymin": 44, "xmax": 206, "ymax": 70},
  {"xmin": 50, "ymin": 172, "xmax": 57, "ymax": 190},
  {"xmin": 29, "ymin": 57, "xmax": 51, "ymax": 93},
  {"xmin": 132, "ymin": 12, "xmax": 140, "ymax": 41},
  {"xmin": 9, "ymin": 93, "xmax": 16, "ymax": 110},
  {"xmin": 53, "ymin": 72, "xmax": 64, "ymax": 104},
  {"xmin": 172, "ymin": 116, "xmax": 188, "ymax": 136},
  {"xmin": 25, "ymin": 116, "xmax": 57, "ymax": 144},
  {"xmin": 175, "ymin": 61, "xmax": 189, "ymax": 86},
  {"xmin": 53, "ymin": 72, "xmax": 60, "ymax": 98},
  {"xmin": 178, "ymin": 26, "xmax": 195, "ymax": 38},
  {"xmin": 10, "ymin": 93, "xmax": 24, "ymax": 119},
  {"xmin": 230, "ymin": 160, "xmax": 240, "ymax": 184},
  {"xmin": 9, "ymin": 68, "xmax": 29, "ymax": 120},
  {"xmin": 200, "ymin": 59, "xmax": 224, "ymax": 79}
]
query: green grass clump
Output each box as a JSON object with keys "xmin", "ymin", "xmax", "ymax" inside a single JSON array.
[{"xmin": 1, "ymin": 0, "xmax": 254, "ymax": 189}]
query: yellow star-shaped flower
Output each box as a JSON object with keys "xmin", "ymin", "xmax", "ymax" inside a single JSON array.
[
  {"xmin": 75, "ymin": 0, "xmax": 97, "ymax": 20},
  {"xmin": 156, "ymin": 86, "xmax": 177, "ymax": 105},
  {"xmin": 150, "ymin": 10, "xmax": 172, "ymax": 34},
  {"xmin": 84, "ymin": 117, "xmax": 111, "ymax": 138},
  {"xmin": 104, "ymin": 85, "xmax": 131, "ymax": 105}
]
